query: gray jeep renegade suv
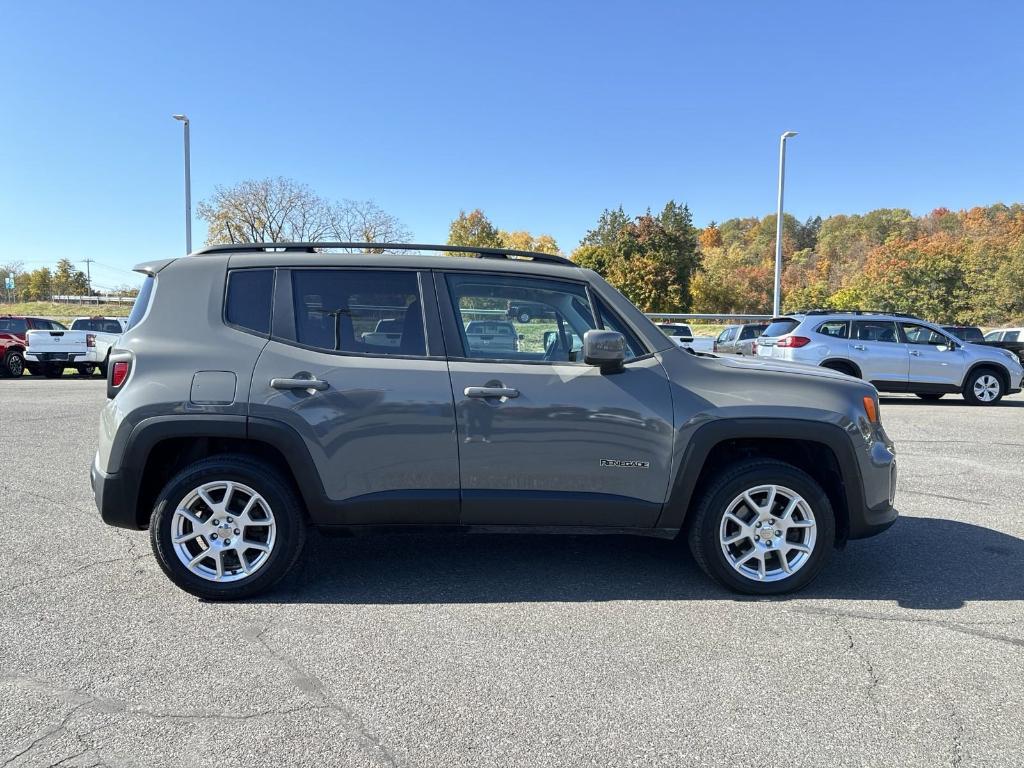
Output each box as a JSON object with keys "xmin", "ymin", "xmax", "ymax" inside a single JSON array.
[{"xmin": 91, "ymin": 242, "xmax": 898, "ymax": 600}]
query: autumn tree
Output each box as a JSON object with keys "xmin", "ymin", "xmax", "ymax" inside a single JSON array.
[{"xmin": 447, "ymin": 209, "xmax": 502, "ymax": 250}]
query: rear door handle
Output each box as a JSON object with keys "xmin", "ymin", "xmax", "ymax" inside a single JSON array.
[
  {"xmin": 852, "ymin": 344, "xmax": 867, "ymax": 351},
  {"xmin": 910, "ymin": 350, "xmax": 922, "ymax": 356},
  {"xmin": 271, "ymin": 377, "xmax": 328, "ymax": 391},
  {"xmin": 464, "ymin": 386, "xmax": 519, "ymax": 399}
]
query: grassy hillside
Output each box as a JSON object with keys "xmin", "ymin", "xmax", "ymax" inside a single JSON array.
[{"xmin": 0, "ymin": 301, "xmax": 132, "ymax": 321}]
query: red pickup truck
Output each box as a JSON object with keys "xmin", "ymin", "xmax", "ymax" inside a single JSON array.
[{"xmin": 0, "ymin": 316, "xmax": 68, "ymax": 377}]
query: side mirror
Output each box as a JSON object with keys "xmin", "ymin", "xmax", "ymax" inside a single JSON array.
[{"xmin": 583, "ymin": 329, "xmax": 626, "ymax": 373}]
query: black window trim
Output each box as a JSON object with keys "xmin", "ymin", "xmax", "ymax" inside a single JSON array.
[
  {"xmin": 270, "ymin": 266, "xmax": 440, "ymax": 361},
  {"xmin": 223, "ymin": 267, "xmax": 277, "ymax": 339}
]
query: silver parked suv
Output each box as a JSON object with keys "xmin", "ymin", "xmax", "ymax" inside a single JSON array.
[
  {"xmin": 92, "ymin": 243, "xmax": 898, "ymax": 600},
  {"xmin": 756, "ymin": 310, "xmax": 1024, "ymax": 405}
]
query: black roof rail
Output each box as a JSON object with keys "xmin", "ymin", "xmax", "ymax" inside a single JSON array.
[
  {"xmin": 191, "ymin": 242, "xmax": 576, "ymax": 267},
  {"xmin": 798, "ymin": 308, "xmax": 922, "ymax": 320}
]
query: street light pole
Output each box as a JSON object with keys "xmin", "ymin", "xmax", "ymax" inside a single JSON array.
[
  {"xmin": 172, "ymin": 114, "xmax": 192, "ymax": 254},
  {"xmin": 773, "ymin": 130, "xmax": 798, "ymax": 316}
]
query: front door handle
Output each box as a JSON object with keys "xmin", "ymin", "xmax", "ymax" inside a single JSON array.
[
  {"xmin": 910, "ymin": 350, "xmax": 922, "ymax": 356},
  {"xmin": 852, "ymin": 344, "xmax": 867, "ymax": 351},
  {"xmin": 271, "ymin": 376, "xmax": 329, "ymax": 391},
  {"xmin": 464, "ymin": 386, "xmax": 519, "ymax": 399}
]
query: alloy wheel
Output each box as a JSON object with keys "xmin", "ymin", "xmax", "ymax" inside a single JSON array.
[
  {"xmin": 719, "ymin": 484, "xmax": 817, "ymax": 582},
  {"xmin": 171, "ymin": 481, "xmax": 277, "ymax": 582},
  {"xmin": 973, "ymin": 374, "xmax": 1000, "ymax": 402}
]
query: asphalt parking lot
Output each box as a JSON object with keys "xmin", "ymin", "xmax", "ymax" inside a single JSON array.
[{"xmin": 1, "ymin": 380, "xmax": 1022, "ymax": 767}]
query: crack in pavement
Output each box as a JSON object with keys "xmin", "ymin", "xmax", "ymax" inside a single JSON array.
[
  {"xmin": 792, "ymin": 607, "xmax": 1024, "ymax": 650},
  {"xmin": 246, "ymin": 625, "xmax": 402, "ymax": 767},
  {"xmin": 0, "ymin": 672, "xmax": 339, "ymax": 766},
  {"xmin": 832, "ymin": 614, "xmax": 883, "ymax": 718}
]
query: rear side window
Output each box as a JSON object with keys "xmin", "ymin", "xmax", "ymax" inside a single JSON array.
[
  {"xmin": 226, "ymin": 269, "xmax": 274, "ymax": 336},
  {"xmin": 292, "ymin": 269, "xmax": 425, "ymax": 357},
  {"xmin": 1006, "ymin": 331, "xmax": 1021, "ymax": 342},
  {"xmin": 740, "ymin": 324, "xmax": 766, "ymax": 340},
  {"xmin": 126, "ymin": 276, "xmax": 155, "ymax": 331},
  {"xmin": 763, "ymin": 319, "xmax": 799, "ymax": 337},
  {"xmin": 816, "ymin": 321, "xmax": 849, "ymax": 338},
  {"xmin": 71, "ymin": 318, "xmax": 125, "ymax": 333},
  {"xmin": 854, "ymin": 320, "xmax": 899, "ymax": 343}
]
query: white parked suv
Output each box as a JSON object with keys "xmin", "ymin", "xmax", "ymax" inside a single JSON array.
[{"xmin": 756, "ymin": 310, "xmax": 1024, "ymax": 405}]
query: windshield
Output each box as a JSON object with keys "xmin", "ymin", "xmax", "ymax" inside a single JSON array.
[
  {"xmin": 71, "ymin": 318, "xmax": 124, "ymax": 333},
  {"xmin": 126, "ymin": 277, "xmax": 154, "ymax": 331}
]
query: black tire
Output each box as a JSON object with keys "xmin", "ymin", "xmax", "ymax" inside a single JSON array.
[
  {"xmin": 962, "ymin": 367, "xmax": 1004, "ymax": 406},
  {"xmin": 2, "ymin": 350, "xmax": 25, "ymax": 378},
  {"xmin": 25, "ymin": 363, "xmax": 42, "ymax": 377},
  {"xmin": 686, "ymin": 459, "xmax": 835, "ymax": 595},
  {"xmin": 77, "ymin": 363, "xmax": 97, "ymax": 377},
  {"xmin": 915, "ymin": 393, "xmax": 944, "ymax": 401},
  {"xmin": 43, "ymin": 363, "xmax": 64, "ymax": 378},
  {"xmin": 149, "ymin": 454, "xmax": 307, "ymax": 600}
]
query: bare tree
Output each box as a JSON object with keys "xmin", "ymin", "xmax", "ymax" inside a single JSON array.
[{"xmin": 197, "ymin": 177, "xmax": 410, "ymax": 248}]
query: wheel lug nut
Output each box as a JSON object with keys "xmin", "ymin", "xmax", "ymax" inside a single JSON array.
[
  {"xmin": 234, "ymin": 529, "xmax": 240, "ymax": 535},
  {"xmin": 224, "ymin": 539, "xmax": 231, "ymax": 545},
  {"xmin": 211, "ymin": 533, "xmax": 218, "ymax": 540},
  {"xmin": 227, "ymin": 517, "xmax": 233, "ymax": 523},
  {"xmin": 775, "ymin": 530, "xmax": 782, "ymax": 536},
  {"xmin": 212, "ymin": 519, "xmax": 219, "ymax": 525}
]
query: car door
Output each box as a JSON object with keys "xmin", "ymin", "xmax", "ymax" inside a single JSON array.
[
  {"xmin": 899, "ymin": 322, "xmax": 964, "ymax": 388},
  {"xmin": 849, "ymin": 319, "xmax": 909, "ymax": 388},
  {"xmin": 437, "ymin": 270, "xmax": 675, "ymax": 527},
  {"xmin": 249, "ymin": 266, "xmax": 461, "ymax": 525}
]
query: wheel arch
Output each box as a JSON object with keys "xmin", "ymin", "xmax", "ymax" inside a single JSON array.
[
  {"xmin": 659, "ymin": 419, "xmax": 863, "ymax": 545},
  {"xmin": 820, "ymin": 358, "xmax": 861, "ymax": 378},
  {"xmin": 118, "ymin": 416, "xmax": 324, "ymax": 529},
  {"xmin": 963, "ymin": 361, "xmax": 1009, "ymax": 390}
]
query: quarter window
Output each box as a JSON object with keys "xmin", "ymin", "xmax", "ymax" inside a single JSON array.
[
  {"xmin": 291, "ymin": 269, "xmax": 425, "ymax": 356},
  {"xmin": 1006, "ymin": 331, "xmax": 1020, "ymax": 342},
  {"xmin": 226, "ymin": 269, "xmax": 275, "ymax": 336}
]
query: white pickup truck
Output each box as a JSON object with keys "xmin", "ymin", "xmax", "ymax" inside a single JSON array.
[{"xmin": 25, "ymin": 316, "xmax": 127, "ymax": 377}]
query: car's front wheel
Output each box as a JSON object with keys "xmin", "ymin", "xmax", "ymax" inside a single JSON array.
[
  {"xmin": 963, "ymin": 368, "xmax": 1003, "ymax": 405},
  {"xmin": 687, "ymin": 459, "xmax": 835, "ymax": 595},
  {"xmin": 149, "ymin": 455, "xmax": 307, "ymax": 600}
]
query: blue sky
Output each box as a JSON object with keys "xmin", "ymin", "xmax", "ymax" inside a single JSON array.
[{"xmin": 2, "ymin": 0, "xmax": 1023, "ymax": 289}]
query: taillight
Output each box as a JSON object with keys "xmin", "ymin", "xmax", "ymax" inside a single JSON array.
[
  {"xmin": 111, "ymin": 360, "xmax": 130, "ymax": 388},
  {"xmin": 776, "ymin": 335, "xmax": 811, "ymax": 348},
  {"xmin": 86, "ymin": 333, "xmax": 96, "ymax": 348}
]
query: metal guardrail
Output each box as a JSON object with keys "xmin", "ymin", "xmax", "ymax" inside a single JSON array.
[
  {"xmin": 49, "ymin": 295, "xmax": 136, "ymax": 304},
  {"xmin": 644, "ymin": 312, "xmax": 772, "ymax": 322}
]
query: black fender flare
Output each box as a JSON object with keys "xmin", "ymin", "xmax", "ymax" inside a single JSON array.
[{"xmin": 656, "ymin": 418, "xmax": 865, "ymax": 537}]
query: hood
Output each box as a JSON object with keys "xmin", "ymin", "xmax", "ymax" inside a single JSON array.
[{"xmin": 702, "ymin": 351, "xmax": 860, "ymax": 383}]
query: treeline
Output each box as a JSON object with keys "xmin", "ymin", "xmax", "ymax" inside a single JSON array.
[
  {"xmin": 450, "ymin": 202, "xmax": 1024, "ymax": 324},
  {"xmin": 1, "ymin": 259, "xmax": 92, "ymax": 301}
]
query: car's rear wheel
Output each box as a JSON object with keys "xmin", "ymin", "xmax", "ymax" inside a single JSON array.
[
  {"xmin": 915, "ymin": 393, "xmax": 944, "ymax": 401},
  {"xmin": 77, "ymin": 363, "xmax": 97, "ymax": 377},
  {"xmin": 820, "ymin": 360, "xmax": 859, "ymax": 378},
  {"xmin": 150, "ymin": 455, "xmax": 306, "ymax": 600},
  {"xmin": 963, "ymin": 368, "xmax": 1003, "ymax": 405},
  {"xmin": 2, "ymin": 350, "xmax": 25, "ymax": 377},
  {"xmin": 687, "ymin": 459, "xmax": 835, "ymax": 595}
]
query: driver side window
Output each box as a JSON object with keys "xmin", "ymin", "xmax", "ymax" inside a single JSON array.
[
  {"xmin": 900, "ymin": 322, "xmax": 949, "ymax": 346},
  {"xmin": 445, "ymin": 273, "xmax": 597, "ymax": 363}
]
